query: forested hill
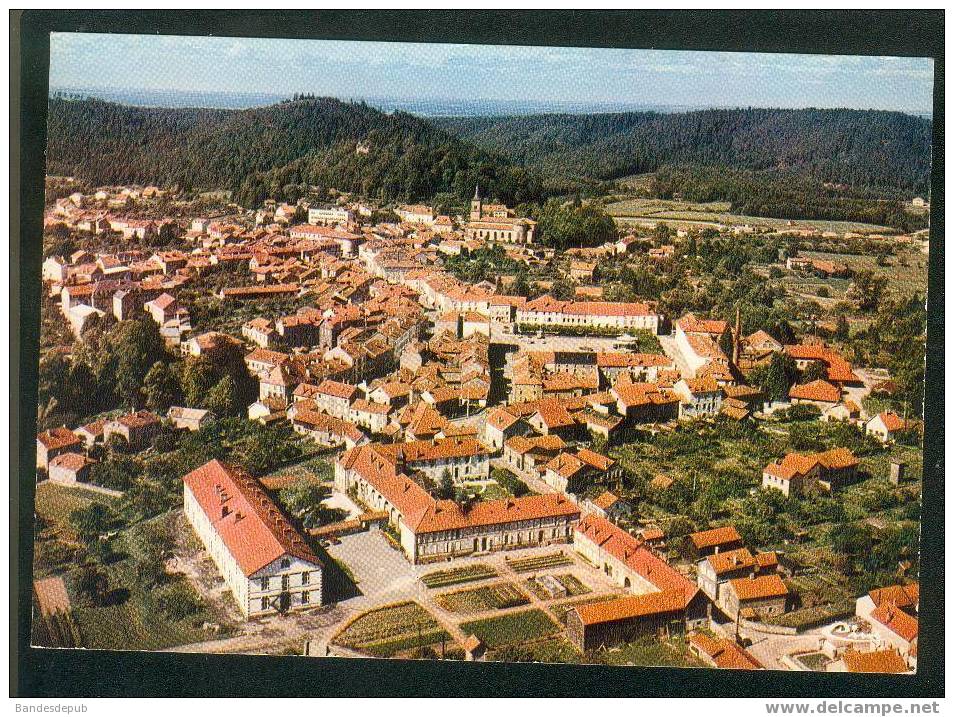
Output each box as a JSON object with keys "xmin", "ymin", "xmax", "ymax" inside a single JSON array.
[
  {"xmin": 437, "ymin": 108, "xmax": 933, "ymax": 195},
  {"xmin": 45, "ymin": 96, "xmax": 545, "ymax": 207}
]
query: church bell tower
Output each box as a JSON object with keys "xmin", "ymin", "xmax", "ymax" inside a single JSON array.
[{"xmin": 470, "ymin": 185, "xmax": 482, "ymax": 221}]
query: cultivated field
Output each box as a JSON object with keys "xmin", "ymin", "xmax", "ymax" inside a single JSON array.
[
  {"xmin": 436, "ymin": 582, "xmax": 530, "ymax": 613},
  {"xmin": 333, "ymin": 601, "xmax": 450, "ymax": 657}
]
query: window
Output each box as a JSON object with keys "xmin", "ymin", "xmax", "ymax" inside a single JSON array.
[
  {"xmin": 282, "ymin": 575, "xmax": 289, "ymax": 590},
  {"xmin": 261, "ymin": 597, "xmax": 268, "ymax": 611},
  {"xmin": 302, "ymin": 571, "xmax": 309, "ymax": 585},
  {"xmin": 302, "ymin": 591, "xmax": 310, "ymax": 604},
  {"xmin": 281, "ymin": 558, "xmax": 290, "ymax": 569},
  {"xmin": 260, "ymin": 577, "xmax": 269, "ymax": 591}
]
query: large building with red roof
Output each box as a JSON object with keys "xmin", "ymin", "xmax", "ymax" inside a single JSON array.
[
  {"xmin": 334, "ymin": 444, "xmax": 579, "ymax": 563},
  {"xmin": 566, "ymin": 515, "xmax": 707, "ymax": 650},
  {"xmin": 183, "ymin": 459, "xmax": 324, "ymax": 619}
]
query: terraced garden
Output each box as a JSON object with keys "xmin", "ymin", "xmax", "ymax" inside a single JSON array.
[
  {"xmin": 436, "ymin": 582, "xmax": 530, "ymax": 614},
  {"xmin": 421, "ymin": 563, "xmax": 497, "ymax": 589},
  {"xmin": 506, "ymin": 551, "xmax": 572, "ymax": 573},
  {"xmin": 333, "ymin": 601, "xmax": 449, "ymax": 657},
  {"xmin": 460, "ymin": 608, "xmax": 560, "ymax": 648},
  {"xmin": 525, "ymin": 573, "xmax": 591, "ymax": 600}
]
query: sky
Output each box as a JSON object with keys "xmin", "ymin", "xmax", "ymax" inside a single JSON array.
[{"xmin": 49, "ymin": 33, "xmax": 935, "ymax": 114}]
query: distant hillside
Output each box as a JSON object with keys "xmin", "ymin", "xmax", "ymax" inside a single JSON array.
[
  {"xmin": 45, "ymin": 96, "xmax": 545, "ymax": 207},
  {"xmin": 437, "ymin": 108, "xmax": 933, "ymax": 195}
]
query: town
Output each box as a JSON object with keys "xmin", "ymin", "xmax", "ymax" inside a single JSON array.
[{"xmin": 32, "ymin": 174, "xmax": 924, "ymax": 675}]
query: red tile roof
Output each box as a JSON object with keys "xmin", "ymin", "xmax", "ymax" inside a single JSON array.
[
  {"xmin": 728, "ymin": 574, "xmax": 789, "ymax": 601},
  {"xmin": 182, "ymin": 460, "xmax": 322, "ymax": 577},
  {"xmin": 574, "ymin": 589, "xmax": 687, "ymax": 626},
  {"xmin": 37, "ymin": 427, "xmax": 80, "ymax": 451},
  {"xmin": 575, "ymin": 515, "xmax": 698, "ymax": 601},
  {"xmin": 871, "ymin": 602, "xmax": 919, "ymax": 643},
  {"xmin": 689, "ymin": 632, "xmax": 763, "ymax": 670},
  {"xmin": 789, "ymin": 379, "xmax": 841, "ymax": 403},
  {"xmin": 689, "ymin": 525, "xmax": 742, "ymax": 551},
  {"xmin": 869, "ymin": 583, "xmax": 919, "ymax": 610},
  {"xmin": 843, "ymin": 649, "xmax": 909, "ymax": 674}
]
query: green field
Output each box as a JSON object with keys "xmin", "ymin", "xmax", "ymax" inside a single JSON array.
[
  {"xmin": 605, "ymin": 197, "xmax": 895, "ymax": 234},
  {"xmin": 460, "ymin": 608, "xmax": 560, "ymax": 648},
  {"xmin": 334, "ymin": 601, "xmax": 450, "ymax": 657},
  {"xmin": 63, "ymin": 516, "xmax": 226, "ymax": 651},
  {"xmin": 799, "ymin": 249, "xmax": 929, "ymax": 298},
  {"xmin": 506, "ymin": 552, "xmax": 572, "ymax": 573},
  {"xmin": 436, "ymin": 582, "xmax": 530, "ymax": 614},
  {"xmin": 596, "ymin": 636, "xmax": 706, "ymax": 668},
  {"xmin": 421, "ymin": 563, "xmax": 498, "ymax": 589}
]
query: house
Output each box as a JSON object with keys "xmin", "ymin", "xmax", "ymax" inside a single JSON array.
[
  {"xmin": 48, "ymin": 452, "xmax": 96, "ymax": 485},
  {"xmin": 567, "ymin": 515, "xmax": 706, "ymax": 650},
  {"xmin": 463, "ymin": 634, "xmax": 487, "ymax": 662},
  {"xmin": 688, "ymin": 632, "xmax": 763, "ymax": 670},
  {"xmin": 144, "ymin": 292, "xmax": 178, "ymax": 325},
  {"xmin": 103, "ymin": 410, "xmax": 161, "ymax": 450},
  {"xmin": 36, "ymin": 427, "xmax": 81, "ymax": 471},
  {"xmin": 290, "ymin": 405, "xmax": 367, "ymax": 450},
  {"xmin": 585, "ymin": 491, "xmax": 633, "ymax": 521},
  {"xmin": 855, "ymin": 583, "xmax": 918, "ymax": 663},
  {"xmin": 348, "ymin": 399, "xmax": 391, "ymax": 434},
  {"xmin": 242, "ymin": 318, "xmax": 278, "ymax": 348},
  {"xmin": 335, "ymin": 444, "xmax": 579, "ymax": 564},
  {"xmin": 542, "ymin": 448, "xmax": 618, "ymax": 494},
  {"xmin": 74, "ymin": 419, "xmax": 107, "ymax": 448},
  {"xmin": 788, "ymin": 379, "xmax": 842, "ymax": 409},
  {"xmin": 167, "ymin": 406, "xmax": 214, "ymax": 431},
  {"xmin": 688, "ymin": 526, "xmax": 744, "ymax": 558},
  {"xmin": 762, "ymin": 447, "xmax": 859, "ymax": 497},
  {"xmin": 696, "ymin": 547, "xmax": 778, "ymax": 603},
  {"xmin": 721, "ymin": 574, "xmax": 789, "ymax": 620},
  {"xmin": 836, "ymin": 649, "xmax": 910, "ymax": 674},
  {"xmin": 183, "ymin": 331, "xmax": 242, "ymax": 359},
  {"xmin": 183, "ymin": 459, "xmax": 324, "ymax": 619},
  {"xmin": 865, "ymin": 411, "xmax": 911, "ymax": 443},
  {"xmin": 503, "ymin": 434, "xmax": 566, "ymax": 474},
  {"xmin": 673, "ymin": 377, "xmax": 724, "ymax": 418},
  {"xmin": 611, "ymin": 380, "xmax": 680, "ymax": 424},
  {"xmin": 312, "ymin": 379, "xmax": 359, "ymax": 420}
]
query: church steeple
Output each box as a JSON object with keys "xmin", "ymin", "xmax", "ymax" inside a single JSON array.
[{"xmin": 470, "ymin": 185, "xmax": 483, "ymax": 221}]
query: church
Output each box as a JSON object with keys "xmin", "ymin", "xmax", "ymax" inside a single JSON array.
[{"xmin": 463, "ymin": 186, "xmax": 537, "ymax": 245}]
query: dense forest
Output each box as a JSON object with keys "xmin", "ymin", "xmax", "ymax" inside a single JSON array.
[
  {"xmin": 438, "ymin": 108, "xmax": 933, "ymax": 196},
  {"xmin": 45, "ymin": 96, "xmax": 545, "ymax": 208},
  {"xmin": 48, "ymin": 97, "xmax": 932, "ymax": 229}
]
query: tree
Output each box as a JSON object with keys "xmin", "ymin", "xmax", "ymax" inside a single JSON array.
[
  {"xmin": 760, "ymin": 352, "xmax": 799, "ymax": 402},
  {"xmin": 801, "ymin": 360, "xmax": 829, "ymax": 383},
  {"xmin": 436, "ymin": 470, "xmax": 455, "ymax": 500},
  {"xmin": 143, "ymin": 361, "xmax": 180, "ymax": 412},
  {"xmin": 834, "ymin": 314, "xmax": 850, "ymax": 341},
  {"xmin": 112, "ymin": 318, "xmax": 169, "ymax": 408},
  {"xmin": 74, "ymin": 564, "xmax": 109, "ymax": 607},
  {"xmin": 69, "ymin": 502, "xmax": 119, "ymax": 543},
  {"xmin": 206, "ymin": 375, "xmax": 241, "ymax": 417},
  {"xmin": 846, "ymin": 270, "xmax": 888, "ymax": 313},
  {"xmin": 181, "ymin": 357, "xmax": 218, "ymax": 408}
]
